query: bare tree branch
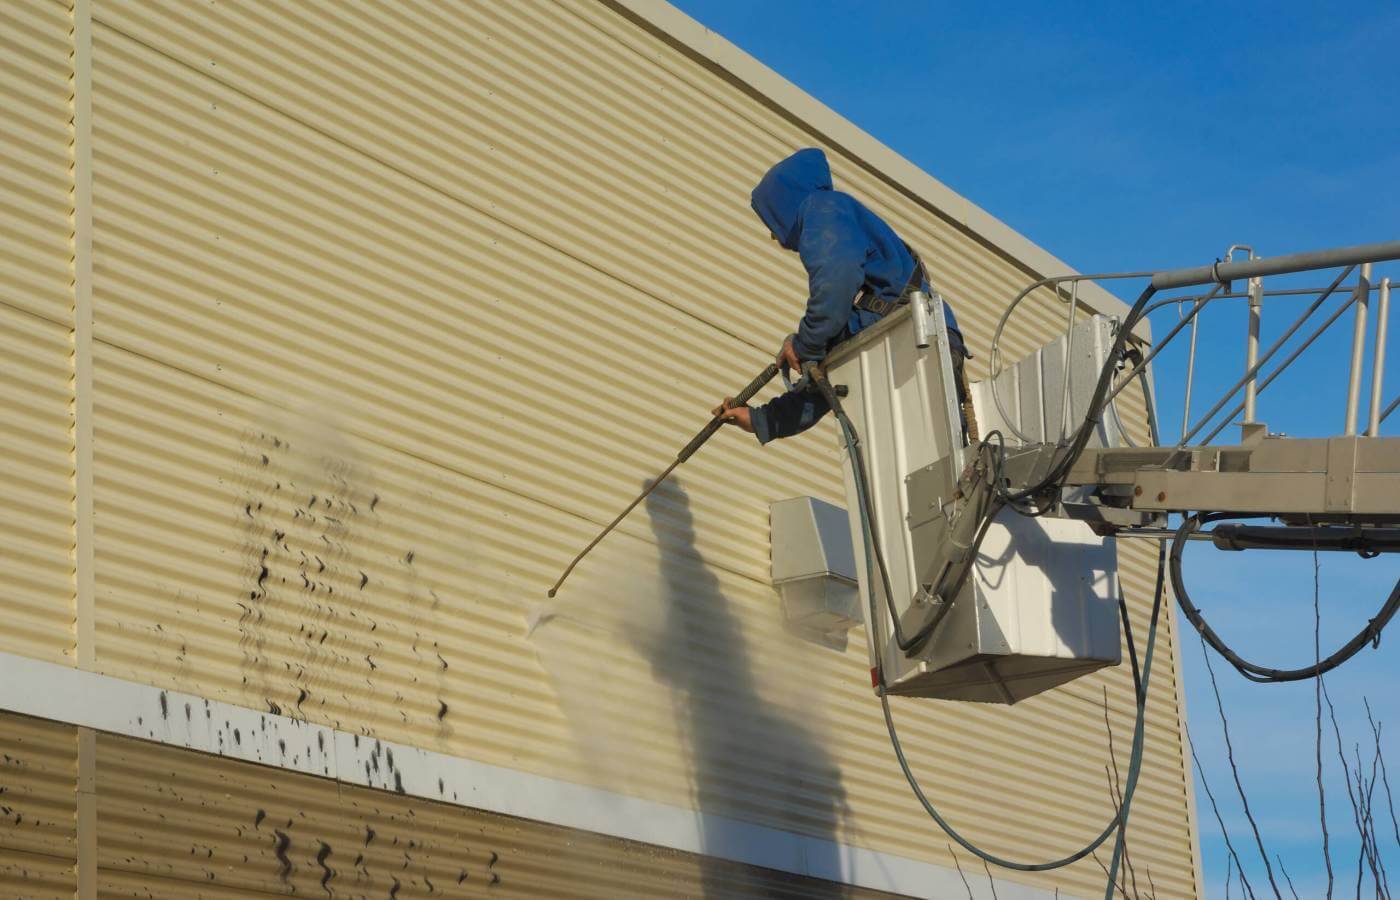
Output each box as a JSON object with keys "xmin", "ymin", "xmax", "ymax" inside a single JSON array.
[
  {"xmin": 1365, "ymin": 699, "xmax": 1400, "ymax": 851},
  {"xmin": 1188, "ymin": 724, "xmax": 1257, "ymax": 900},
  {"xmin": 1103, "ymin": 688, "xmax": 1141, "ymax": 899},
  {"xmin": 981, "ymin": 858, "xmax": 999, "ymax": 900},
  {"xmin": 1323, "ymin": 678, "xmax": 1371, "ymax": 897},
  {"xmin": 1277, "ymin": 854, "xmax": 1300, "ymax": 900},
  {"xmin": 1358, "ymin": 740, "xmax": 1390, "ymax": 899},
  {"xmin": 947, "ymin": 844, "xmax": 974, "ymax": 900},
  {"xmin": 1199, "ymin": 632, "xmax": 1282, "ymax": 898},
  {"xmin": 1314, "ymin": 534, "xmax": 1336, "ymax": 899},
  {"xmin": 1091, "ymin": 851, "xmax": 1124, "ymax": 899},
  {"xmin": 1103, "ymin": 764, "xmax": 1137, "ymax": 899}
]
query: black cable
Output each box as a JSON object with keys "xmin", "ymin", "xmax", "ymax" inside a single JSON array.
[
  {"xmin": 828, "ymin": 363, "xmax": 1166, "ymax": 873},
  {"xmin": 878, "ymin": 540, "xmax": 1167, "ymax": 874},
  {"xmin": 1001, "ymin": 283, "xmax": 1160, "ymax": 507},
  {"xmin": 1170, "ymin": 512, "xmax": 1400, "ymax": 683},
  {"xmin": 813, "ymin": 366, "xmax": 968, "ymax": 653},
  {"xmin": 1120, "ymin": 592, "xmax": 1144, "ymax": 703},
  {"xmin": 810, "ymin": 281, "xmax": 1163, "ymax": 651},
  {"xmin": 982, "ymin": 429, "xmax": 1055, "ymax": 518}
]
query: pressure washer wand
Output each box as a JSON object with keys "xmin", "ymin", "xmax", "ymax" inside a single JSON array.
[{"xmin": 546, "ymin": 362, "xmax": 780, "ymax": 598}]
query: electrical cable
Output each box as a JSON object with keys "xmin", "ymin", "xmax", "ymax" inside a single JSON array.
[
  {"xmin": 817, "ymin": 281, "xmax": 1175, "ymax": 880},
  {"xmin": 1001, "ymin": 282, "xmax": 1159, "ymax": 507},
  {"xmin": 1119, "ymin": 592, "xmax": 1143, "ymax": 703},
  {"xmin": 812, "ymin": 281, "xmax": 1162, "ymax": 652},
  {"xmin": 833, "ymin": 371, "xmax": 1167, "ymax": 873},
  {"xmin": 1170, "ymin": 512, "xmax": 1400, "ymax": 683},
  {"xmin": 812, "ymin": 365, "xmax": 973, "ymax": 653},
  {"xmin": 864, "ymin": 257, "xmax": 1388, "ymax": 885},
  {"xmin": 832, "ymin": 396, "xmax": 958, "ymax": 653}
]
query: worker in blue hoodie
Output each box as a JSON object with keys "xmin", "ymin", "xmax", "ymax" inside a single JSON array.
[{"xmin": 713, "ymin": 148, "xmax": 967, "ymax": 443}]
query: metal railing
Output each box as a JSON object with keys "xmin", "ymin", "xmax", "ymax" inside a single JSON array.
[
  {"xmin": 1164, "ymin": 247, "xmax": 1394, "ymax": 445},
  {"xmin": 990, "ymin": 241, "xmax": 1400, "ymax": 449}
]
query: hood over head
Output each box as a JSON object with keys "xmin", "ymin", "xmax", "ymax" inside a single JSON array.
[{"xmin": 751, "ymin": 148, "xmax": 833, "ymax": 250}]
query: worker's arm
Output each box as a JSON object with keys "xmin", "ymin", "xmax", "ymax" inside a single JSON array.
[
  {"xmin": 792, "ymin": 195, "xmax": 867, "ymax": 362},
  {"xmin": 713, "ymin": 391, "xmax": 829, "ymax": 444},
  {"xmin": 747, "ymin": 389, "xmax": 830, "ymax": 444}
]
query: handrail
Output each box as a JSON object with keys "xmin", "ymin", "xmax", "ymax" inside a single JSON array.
[
  {"xmin": 1180, "ymin": 266, "xmax": 1355, "ymax": 445},
  {"xmin": 991, "ymin": 242, "xmax": 1399, "ymax": 450}
]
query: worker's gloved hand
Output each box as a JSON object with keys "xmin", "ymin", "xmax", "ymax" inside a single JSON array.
[
  {"xmin": 778, "ymin": 334, "xmax": 802, "ymax": 376},
  {"xmin": 711, "ymin": 397, "xmax": 754, "ymax": 433}
]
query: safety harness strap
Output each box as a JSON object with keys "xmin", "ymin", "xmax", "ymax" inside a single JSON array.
[{"xmin": 852, "ymin": 242, "xmax": 926, "ymax": 316}]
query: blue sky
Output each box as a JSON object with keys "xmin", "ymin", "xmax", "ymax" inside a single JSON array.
[{"xmin": 672, "ymin": 1, "xmax": 1400, "ymax": 896}]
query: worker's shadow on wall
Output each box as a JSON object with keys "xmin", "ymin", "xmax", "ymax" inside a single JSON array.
[{"xmin": 639, "ymin": 479, "xmax": 851, "ymax": 897}]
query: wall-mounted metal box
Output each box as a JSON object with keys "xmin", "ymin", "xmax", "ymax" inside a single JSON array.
[{"xmin": 769, "ymin": 496, "xmax": 862, "ymax": 633}]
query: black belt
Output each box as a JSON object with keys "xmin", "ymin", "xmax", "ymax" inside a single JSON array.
[
  {"xmin": 852, "ymin": 289, "xmax": 908, "ymax": 316},
  {"xmin": 852, "ymin": 243, "xmax": 926, "ymax": 317}
]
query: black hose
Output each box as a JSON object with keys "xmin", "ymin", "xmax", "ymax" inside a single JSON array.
[
  {"xmin": 1170, "ymin": 512, "xmax": 1400, "ymax": 683},
  {"xmin": 829, "ymin": 361, "xmax": 1165, "ymax": 873},
  {"xmin": 1119, "ymin": 592, "xmax": 1143, "ymax": 703},
  {"xmin": 1002, "ymin": 283, "xmax": 1160, "ymax": 507},
  {"xmin": 877, "ymin": 542, "xmax": 1166, "ymax": 874},
  {"xmin": 813, "ymin": 366, "xmax": 962, "ymax": 653}
]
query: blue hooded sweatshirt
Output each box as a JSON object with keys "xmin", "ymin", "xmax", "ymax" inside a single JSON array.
[{"xmin": 748, "ymin": 148, "xmax": 964, "ymax": 444}]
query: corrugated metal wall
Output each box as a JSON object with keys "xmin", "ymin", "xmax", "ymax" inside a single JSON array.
[
  {"xmin": 0, "ymin": 0, "xmax": 1196, "ymax": 895},
  {"xmin": 0, "ymin": 0, "xmax": 77, "ymax": 665},
  {"xmin": 97, "ymin": 726, "xmax": 910, "ymax": 898},
  {"xmin": 0, "ymin": 714, "xmax": 78, "ymax": 898},
  {"xmin": 0, "ymin": 711, "xmax": 897, "ymax": 898}
]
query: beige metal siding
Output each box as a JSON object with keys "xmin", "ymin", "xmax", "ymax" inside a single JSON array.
[
  {"xmin": 0, "ymin": 308, "xmax": 76, "ymax": 665},
  {"xmin": 0, "ymin": 714, "xmax": 78, "ymax": 898},
  {"xmin": 96, "ymin": 728, "xmax": 901, "ymax": 898},
  {"xmin": 0, "ymin": 0, "xmax": 73, "ymax": 328},
  {"xmin": 85, "ymin": 278, "xmax": 1192, "ymax": 888},
  {"xmin": 0, "ymin": 0, "xmax": 1197, "ymax": 895},
  {"xmin": 0, "ymin": 1, "xmax": 76, "ymax": 667}
]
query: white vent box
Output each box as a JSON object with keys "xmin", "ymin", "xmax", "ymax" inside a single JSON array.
[
  {"xmin": 823, "ymin": 299, "xmax": 1121, "ymax": 703},
  {"xmin": 770, "ymin": 496, "xmax": 862, "ymax": 633}
]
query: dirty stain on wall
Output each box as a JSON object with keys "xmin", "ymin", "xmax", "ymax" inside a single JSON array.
[
  {"xmin": 233, "ymin": 423, "xmax": 454, "ymax": 741},
  {"xmin": 0, "ymin": 0, "xmax": 1197, "ymax": 894},
  {"xmin": 0, "ymin": 710, "xmax": 900, "ymax": 898}
]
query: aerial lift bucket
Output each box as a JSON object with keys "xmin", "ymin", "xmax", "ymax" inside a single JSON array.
[{"xmin": 823, "ymin": 299, "xmax": 1126, "ymax": 703}]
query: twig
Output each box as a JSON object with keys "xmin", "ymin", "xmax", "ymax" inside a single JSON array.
[
  {"xmin": 1276, "ymin": 855, "xmax": 1300, "ymax": 900},
  {"xmin": 1091, "ymin": 851, "xmax": 1121, "ymax": 898},
  {"xmin": 1199, "ymin": 632, "xmax": 1282, "ymax": 898},
  {"xmin": 1365, "ymin": 699, "xmax": 1400, "ymax": 850},
  {"xmin": 947, "ymin": 844, "xmax": 974, "ymax": 900},
  {"xmin": 1146, "ymin": 863, "xmax": 1158, "ymax": 900},
  {"xmin": 1323, "ymin": 678, "xmax": 1370, "ymax": 896},
  {"xmin": 1187, "ymin": 725, "xmax": 1257, "ymax": 899},
  {"xmin": 1359, "ymin": 740, "xmax": 1390, "ymax": 899},
  {"xmin": 1103, "ymin": 688, "xmax": 1141, "ymax": 899},
  {"xmin": 1103, "ymin": 765, "xmax": 1132, "ymax": 898},
  {"xmin": 1227, "ymin": 854, "xmax": 1235, "ymax": 900},
  {"xmin": 981, "ymin": 857, "xmax": 999, "ymax": 900},
  {"xmin": 1314, "ymin": 530, "xmax": 1335, "ymax": 899}
]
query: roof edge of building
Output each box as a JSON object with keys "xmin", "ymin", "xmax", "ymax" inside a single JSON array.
[{"xmin": 607, "ymin": 0, "xmax": 1149, "ymax": 336}]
